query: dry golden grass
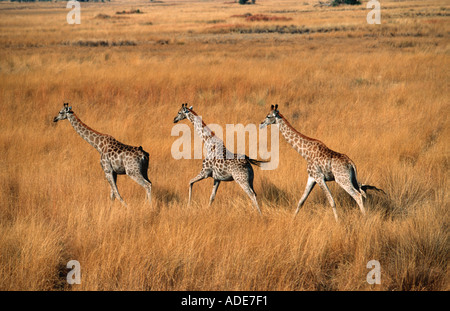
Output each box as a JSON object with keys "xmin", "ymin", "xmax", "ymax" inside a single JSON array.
[{"xmin": 0, "ymin": 0, "xmax": 448, "ymax": 291}]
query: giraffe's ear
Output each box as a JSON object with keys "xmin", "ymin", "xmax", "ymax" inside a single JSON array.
[{"xmin": 189, "ymin": 106, "xmax": 193, "ymax": 110}]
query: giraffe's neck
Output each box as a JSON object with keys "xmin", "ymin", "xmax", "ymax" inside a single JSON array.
[
  {"xmin": 67, "ymin": 113, "xmax": 109, "ymax": 153},
  {"xmin": 186, "ymin": 110, "xmax": 217, "ymax": 143},
  {"xmin": 186, "ymin": 110, "xmax": 227, "ymax": 158},
  {"xmin": 276, "ymin": 114, "xmax": 318, "ymax": 161}
]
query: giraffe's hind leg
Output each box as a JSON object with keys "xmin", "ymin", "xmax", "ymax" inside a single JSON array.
[
  {"xmin": 128, "ymin": 171, "xmax": 152, "ymax": 204},
  {"xmin": 209, "ymin": 180, "xmax": 221, "ymax": 206},
  {"xmin": 335, "ymin": 176, "xmax": 366, "ymax": 216},
  {"xmin": 240, "ymin": 182, "xmax": 261, "ymax": 214},
  {"xmin": 140, "ymin": 162, "xmax": 153, "ymax": 203},
  {"xmin": 140, "ymin": 155, "xmax": 153, "ymax": 203},
  {"xmin": 110, "ymin": 171, "xmax": 117, "ymax": 201},
  {"xmin": 234, "ymin": 177, "xmax": 261, "ymax": 214}
]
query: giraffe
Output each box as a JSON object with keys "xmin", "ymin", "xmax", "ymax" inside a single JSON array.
[
  {"xmin": 260, "ymin": 104, "xmax": 384, "ymax": 221},
  {"xmin": 173, "ymin": 103, "xmax": 264, "ymax": 214},
  {"xmin": 53, "ymin": 103, "xmax": 152, "ymax": 207}
]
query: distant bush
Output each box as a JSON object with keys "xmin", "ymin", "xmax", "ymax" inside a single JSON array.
[
  {"xmin": 67, "ymin": 40, "xmax": 137, "ymax": 47},
  {"xmin": 231, "ymin": 13, "xmax": 292, "ymax": 22},
  {"xmin": 331, "ymin": 0, "xmax": 361, "ymax": 6},
  {"xmin": 239, "ymin": 0, "xmax": 255, "ymax": 4},
  {"xmin": 230, "ymin": 13, "xmax": 252, "ymax": 18},
  {"xmin": 116, "ymin": 9, "xmax": 143, "ymax": 15},
  {"xmin": 245, "ymin": 14, "xmax": 292, "ymax": 22},
  {"xmin": 95, "ymin": 14, "xmax": 111, "ymax": 19}
]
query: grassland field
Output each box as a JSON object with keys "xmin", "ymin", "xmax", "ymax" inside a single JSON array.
[{"xmin": 0, "ymin": 0, "xmax": 448, "ymax": 291}]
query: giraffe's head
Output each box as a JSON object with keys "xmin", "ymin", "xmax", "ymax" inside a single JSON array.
[
  {"xmin": 53, "ymin": 103, "xmax": 73, "ymax": 123},
  {"xmin": 173, "ymin": 103, "xmax": 193, "ymax": 123},
  {"xmin": 260, "ymin": 104, "xmax": 281, "ymax": 129}
]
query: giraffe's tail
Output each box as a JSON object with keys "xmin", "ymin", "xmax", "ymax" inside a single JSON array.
[
  {"xmin": 350, "ymin": 163, "xmax": 385, "ymax": 198},
  {"xmin": 360, "ymin": 184, "xmax": 386, "ymax": 195},
  {"xmin": 138, "ymin": 146, "xmax": 150, "ymax": 160},
  {"xmin": 247, "ymin": 157, "xmax": 270, "ymax": 167}
]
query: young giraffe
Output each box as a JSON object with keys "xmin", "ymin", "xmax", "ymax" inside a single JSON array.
[
  {"xmin": 173, "ymin": 103, "xmax": 264, "ymax": 214},
  {"xmin": 260, "ymin": 104, "xmax": 383, "ymax": 221},
  {"xmin": 53, "ymin": 103, "xmax": 152, "ymax": 207}
]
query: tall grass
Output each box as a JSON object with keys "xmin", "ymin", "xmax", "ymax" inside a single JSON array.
[{"xmin": 0, "ymin": 0, "xmax": 448, "ymax": 290}]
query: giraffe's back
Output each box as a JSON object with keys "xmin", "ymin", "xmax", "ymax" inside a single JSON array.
[
  {"xmin": 202, "ymin": 156, "xmax": 253, "ymax": 182},
  {"xmin": 306, "ymin": 142, "xmax": 354, "ymax": 181},
  {"xmin": 102, "ymin": 138, "xmax": 149, "ymax": 175}
]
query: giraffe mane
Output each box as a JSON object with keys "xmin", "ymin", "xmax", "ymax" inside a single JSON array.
[
  {"xmin": 72, "ymin": 113, "xmax": 109, "ymax": 137},
  {"xmin": 277, "ymin": 112, "xmax": 319, "ymax": 142},
  {"xmin": 187, "ymin": 107, "xmax": 216, "ymax": 137}
]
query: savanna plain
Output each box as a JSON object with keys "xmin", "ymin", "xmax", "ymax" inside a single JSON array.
[{"xmin": 0, "ymin": 0, "xmax": 448, "ymax": 291}]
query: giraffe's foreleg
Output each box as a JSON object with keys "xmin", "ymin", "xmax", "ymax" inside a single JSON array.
[
  {"xmin": 104, "ymin": 170, "xmax": 127, "ymax": 207},
  {"xmin": 316, "ymin": 178, "xmax": 338, "ymax": 221},
  {"xmin": 294, "ymin": 176, "xmax": 316, "ymax": 216},
  {"xmin": 188, "ymin": 170, "xmax": 209, "ymax": 205}
]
